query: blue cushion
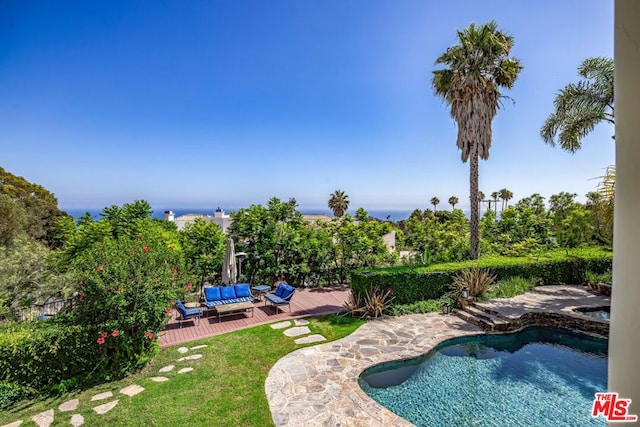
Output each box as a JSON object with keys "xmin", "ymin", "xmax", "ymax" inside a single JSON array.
[
  {"xmin": 204, "ymin": 286, "xmax": 221, "ymax": 302},
  {"xmin": 274, "ymin": 284, "xmax": 287, "ymax": 298},
  {"xmin": 175, "ymin": 300, "xmax": 187, "ymax": 316},
  {"xmin": 220, "ymin": 286, "xmax": 236, "ymax": 300},
  {"xmin": 281, "ymin": 285, "xmax": 295, "ymax": 300},
  {"xmin": 234, "ymin": 283, "xmax": 251, "ymax": 298}
]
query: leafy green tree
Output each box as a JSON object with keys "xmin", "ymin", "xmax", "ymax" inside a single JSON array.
[
  {"xmin": 448, "ymin": 196, "xmax": 459, "ymax": 210},
  {"xmin": 180, "ymin": 218, "xmax": 226, "ymax": 287},
  {"xmin": 515, "ymin": 193, "xmax": 547, "ymax": 217},
  {"xmin": 432, "ymin": 21, "xmax": 522, "ymax": 259},
  {"xmin": 430, "ymin": 197, "xmax": 440, "ymax": 212},
  {"xmin": 328, "ymin": 190, "xmax": 349, "ymax": 218},
  {"xmin": 541, "ymin": 57, "xmax": 614, "ymax": 152},
  {"xmin": 0, "ymin": 194, "xmax": 27, "ymax": 247},
  {"xmin": 0, "ymin": 167, "xmax": 69, "ymax": 248}
]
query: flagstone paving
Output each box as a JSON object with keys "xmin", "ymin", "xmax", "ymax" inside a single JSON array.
[
  {"xmin": 283, "ymin": 326, "xmax": 311, "ymax": 337},
  {"xmin": 90, "ymin": 391, "xmax": 113, "ymax": 402},
  {"xmin": 70, "ymin": 414, "xmax": 84, "ymax": 427},
  {"xmin": 177, "ymin": 347, "xmax": 189, "ymax": 353},
  {"xmin": 293, "ymin": 319, "xmax": 309, "ymax": 326},
  {"xmin": 191, "ymin": 344, "xmax": 208, "ymax": 350},
  {"xmin": 58, "ymin": 398, "xmax": 79, "ymax": 412},
  {"xmin": 150, "ymin": 376, "xmax": 169, "ymax": 382},
  {"xmin": 177, "ymin": 367, "xmax": 194, "ymax": 374},
  {"xmin": 93, "ymin": 400, "xmax": 119, "ymax": 414},
  {"xmin": 31, "ymin": 410, "xmax": 54, "ymax": 427},
  {"xmin": 270, "ymin": 321, "xmax": 292, "ymax": 329},
  {"xmin": 294, "ymin": 334, "xmax": 326, "ymax": 345},
  {"xmin": 2, "ymin": 421, "xmax": 23, "ymax": 427},
  {"xmin": 177, "ymin": 354, "xmax": 202, "ymax": 361},
  {"xmin": 158, "ymin": 365, "xmax": 175, "ymax": 373},
  {"xmin": 119, "ymin": 384, "xmax": 145, "ymax": 397}
]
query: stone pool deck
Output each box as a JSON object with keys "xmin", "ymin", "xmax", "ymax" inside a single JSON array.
[{"xmin": 265, "ymin": 285, "xmax": 610, "ymax": 426}]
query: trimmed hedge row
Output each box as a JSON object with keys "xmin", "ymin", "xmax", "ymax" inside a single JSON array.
[{"xmin": 351, "ymin": 247, "xmax": 612, "ymax": 304}]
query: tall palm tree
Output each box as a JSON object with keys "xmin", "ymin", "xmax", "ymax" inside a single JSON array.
[
  {"xmin": 490, "ymin": 191, "xmax": 499, "ymax": 214},
  {"xmin": 478, "ymin": 191, "xmax": 486, "ymax": 214},
  {"xmin": 499, "ymin": 188, "xmax": 513, "ymax": 210},
  {"xmin": 430, "ymin": 196, "xmax": 440, "ymax": 212},
  {"xmin": 432, "ymin": 21, "xmax": 522, "ymax": 258},
  {"xmin": 541, "ymin": 57, "xmax": 614, "ymax": 152},
  {"xmin": 448, "ymin": 196, "xmax": 459, "ymax": 210},
  {"xmin": 328, "ymin": 190, "xmax": 349, "ymax": 218}
]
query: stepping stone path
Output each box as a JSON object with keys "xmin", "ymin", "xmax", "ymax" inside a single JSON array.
[
  {"xmin": 270, "ymin": 321, "xmax": 291, "ymax": 329},
  {"xmin": 283, "ymin": 326, "xmax": 311, "ymax": 337},
  {"xmin": 177, "ymin": 354, "xmax": 202, "ymax": 361},
  {"xmin": 159, "ymin": 365, "xmax": 175, "ymax": 373},
  {"xmin": 177, "ymin": 347, "xmax": 189, "ymax": 353},
  {"xmin": 294, "ymin": 334, "xmax": 326, "ymax": 345},
  {"xmin": 273, "ymin": 318, "xmax": 328, "ymax": 346},
  {"xmin": 2, "ymin": 421, "xmax": 23, "ymax": 427},
  {"xmin": 32, "ymin": 410, "xmax": 54, "ymax": 427},
  {"xmin": 58, "ymin": 398, "xmax": 79, "ymax": 412},
  {"xmin": 150, "ymin": 376, "xmax": 169, "ymax": 382},
  {"xmin": 93, "ymin": 400, "xmax": 119, "ymax": 414},
  {"xmin": 90, "ymin": 391, "xmax": 113, "ymax": 402},
  {"xmin": 178, "ymin": 367, "xmax": 194, "ymax": 374},
  {"xmin": 70, "ymin": 414, "xmax": 84, "ymax": 427},
  {"xmin": 191, "ymin": 344, "xmax": 208, "ymax": 350},
  {"xmin": 120, "ymin": 384, "xmax": 145, "ymax": 397}
]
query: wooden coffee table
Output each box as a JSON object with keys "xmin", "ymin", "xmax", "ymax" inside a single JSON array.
[{"xmin": 212, "ymin": 302, "xmax": 254, "ymax": 322}]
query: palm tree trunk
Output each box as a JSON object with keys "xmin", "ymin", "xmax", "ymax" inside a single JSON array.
[{"xmin": 470, "ymin": 144, "xmax": 480, "ymax": 259}]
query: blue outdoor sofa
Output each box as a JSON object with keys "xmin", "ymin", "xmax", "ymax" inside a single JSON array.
[
  {"xmin": 202, "ymin": 284, "xmax": 255, "ymax": 321},
  {"xmin": 174, "ymin": 300, "xmax": 204, "ymax": 328},
  {"xmin": 265, "ymin": 282, "xmax": 295, "ymax": 313}
]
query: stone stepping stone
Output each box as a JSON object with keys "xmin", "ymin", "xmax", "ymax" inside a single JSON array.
[
  {"xmin": 191, "ymin": 344, "xmax": 207, "ymax": 350},
  {"xmin": 2, "ymin": 421, "xmax": 23, "ymax": 427},
  {"xmin": 150, "ymin": 376, "xmax": 169, "ymax": 382},
  {"xmin": 294, "ymin": 334, "xmax": 326, "ymax": 345},
  {"xmin": 270, "ymin": 321, "xmax": 291, "ymax": 329},
  {"xmin": 177, "ymin": 354, "xmax": 202, "ymax": 362},
  {"xmin": 90, "ymin": 391, "xmax": 113, "ymax": 402},
  {"xmin": 294, "ymin": 318, "xmax": 309, "ymax": 326},
  {"xmin": 158, "ymin": 365, "xmax": 175, "ymax": 373},
  {"xmin": 177, "ymin": 347, "xmax": 189, "ymax": 354},
  {"xmin": 283, "ymin": 326, "xmax": 311, "ymax": 337},
  {"xmin": 31, "ymin": 409, "xmax": 54, "ymax": 427},
  {"xmin": 70, "ymin": 414, "xmax": 84, "ymax": 427},
  {"xmin": 93, "ymin": 400, "xmax": 119, "ymax": 414},
  {"xmin": 59, "ymin": 398, "xmax": 79, "ymax": 412},
  {"xmin": 177, "ymin": 367, "xmax": 193, "ymax": 374},
  {"xmin": 120, "ymin": 384, "xmax": 145, "ymax": 396}
]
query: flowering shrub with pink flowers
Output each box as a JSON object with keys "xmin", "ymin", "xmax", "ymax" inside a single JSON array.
[{"xmin": 64, "ymin": 227, "xmax": 190, "ymax": 379}]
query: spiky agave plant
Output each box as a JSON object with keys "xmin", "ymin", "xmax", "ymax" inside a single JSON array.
[{"xmin": 452, "ymin": 266, "xmax": 496, "ymax": 299}]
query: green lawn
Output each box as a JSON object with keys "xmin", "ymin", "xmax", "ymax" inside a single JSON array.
[{"xmin": 0, "ymin": 315, "xmax": 364, "ymax": 427}]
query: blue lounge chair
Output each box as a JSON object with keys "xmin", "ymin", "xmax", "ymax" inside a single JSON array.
[
  {"xmin": 174, "ymin": 300, "xmax": 203, "ymax": 327},
  {"xmin": 265, "ymin": 283, "xmax": 295, "ymax": 313}
]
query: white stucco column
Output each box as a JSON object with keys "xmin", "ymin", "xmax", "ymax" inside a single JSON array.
[{"xmin": 609, "ymin": 0, "xmax": 640, "ymax": 414}]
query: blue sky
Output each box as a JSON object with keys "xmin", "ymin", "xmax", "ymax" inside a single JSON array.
[{"xmin": 0, "ymin": 0, "xmax": 614, "ymax": 215}]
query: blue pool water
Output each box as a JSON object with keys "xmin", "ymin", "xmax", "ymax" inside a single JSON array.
[{"xmin": 360, "ymin": 327, "xmax": 607, "ymax": 427}]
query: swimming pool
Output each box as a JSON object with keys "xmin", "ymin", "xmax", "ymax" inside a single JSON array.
[{"xmin": 359, "ymin": 327, "xmax": 607, "ymax": 427}]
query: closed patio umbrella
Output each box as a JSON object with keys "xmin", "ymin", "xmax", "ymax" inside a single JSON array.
[{"xmin": 222, "ymin": 237, "xmax": 237, "ymax": 285}]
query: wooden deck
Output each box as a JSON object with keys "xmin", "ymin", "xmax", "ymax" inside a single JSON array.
[{"xmin": 159, "ymin": 285, "xmax": 351, "ymax": 348}]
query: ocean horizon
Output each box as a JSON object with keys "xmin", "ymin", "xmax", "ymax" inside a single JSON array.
[{"xmin": 63, "ymin": 208, "xmax": 421, "ymax": 223}]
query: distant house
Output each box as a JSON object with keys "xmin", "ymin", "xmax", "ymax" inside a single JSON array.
[{"xmin": 163, "ymin": 207, "xmax": 232, "ymax": 234}]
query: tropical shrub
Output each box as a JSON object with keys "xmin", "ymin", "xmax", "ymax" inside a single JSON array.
[
  {"xmin": 451, "ymin": 267, "xmax": 496, "ymax": 298},
  {"xmin": 388, "ymin": 297, "xmax": 455, "ymax": 316},
  {"xmin": 481, "ymin": 276, "xmax": 538, "ymax": 300}
]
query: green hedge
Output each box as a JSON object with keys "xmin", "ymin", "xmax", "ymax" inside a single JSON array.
[
  {"xmin": 351, "ymin": 247, "xmax": 612, "ymax": 304},
  {"xmin": 0, "ymin": 320, "xmax": 110, "ymax": 407}
]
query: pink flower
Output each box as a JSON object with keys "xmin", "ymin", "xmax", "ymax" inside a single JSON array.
[
  {"xmin": 96, "ymin": 265, "xmax": 104, "ymax": 272},
  {"xmin": 97, "ymin": 337, "xmax": 105, "ymax": 345},
  {"xmin": 173, "ymin": 269, "xmax": 178, "ymax": 276},
  {"xmin": 143, "ymin": 246, "xmax": 149, "ymax": 253},
  {"xmin": 185, "ymin": 282, "xmax": 193, "ymax": 291},
  {"xmin": 101, "ymin": 331, "xmax": 108, "ymax": 339},
  {"xmin": 145, "ymin": 331, "xmax": 154, "ymax": 339},
  {"xmin": 112, "ymin": 330, "xmax": 119, "ymax": 337},
  {"xmin": 79, "ymin": 294, "xmax": 85, "ymax": 301},
  {"xmin": 166, "ymin": 307, "xmax": 172, "ymax": 314}
]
